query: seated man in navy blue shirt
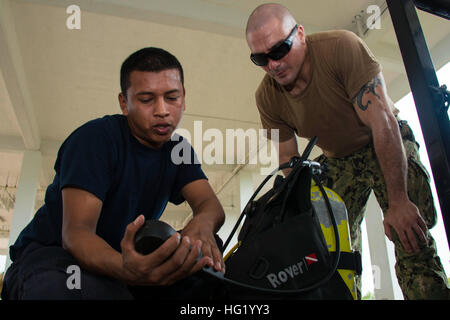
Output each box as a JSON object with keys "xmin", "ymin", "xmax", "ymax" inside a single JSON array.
[{"xmin": 1, "ymin": 47, "xmax": 226, "ymax": 300}]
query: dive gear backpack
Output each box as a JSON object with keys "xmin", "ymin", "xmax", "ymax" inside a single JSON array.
[{"xmin": 221, "ymin": 137, "xmax": 362, "ymax": 299}]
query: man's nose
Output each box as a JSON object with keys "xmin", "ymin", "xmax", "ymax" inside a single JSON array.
[
  {"xmin": 154, "ymin": 98, "xmax": 170, "ymax": 117},
  {"xmin": 267, "ymin": 58, "xmax": 281, "ymax": 72}
]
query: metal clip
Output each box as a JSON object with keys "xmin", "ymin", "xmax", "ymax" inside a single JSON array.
[{"xmin": 431, "ymin": 84, "xmax": 449, "ymax": 114}]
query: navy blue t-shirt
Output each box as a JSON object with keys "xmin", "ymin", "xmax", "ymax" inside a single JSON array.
[{"xmin": 10, "ymin": 115, "xmax": 206, "ymax": 260}]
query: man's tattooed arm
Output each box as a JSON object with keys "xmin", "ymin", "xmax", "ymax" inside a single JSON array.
[{"xmin": 352, "ymin": 76, "xmax": 383, "ymax": 111}]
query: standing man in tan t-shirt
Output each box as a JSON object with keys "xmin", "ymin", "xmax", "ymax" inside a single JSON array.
[{"xmin": 246, "ymin": 3, "xmax": 449, "ymax": 299}]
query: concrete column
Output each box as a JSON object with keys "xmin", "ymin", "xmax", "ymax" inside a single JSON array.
[
  {"xmin": 364, "ymin": 191, "xmax": 403, "ymax": 299},
  {"xmin": 5, "ymin": 150, "xmax": 41, "ymax": 269},
  {"xmin": 219, "ymin": 170, "xmax": 254, "ymax": 252}
]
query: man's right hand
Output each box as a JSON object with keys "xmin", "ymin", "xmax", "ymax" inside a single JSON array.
[{"xmin": 119, "ymin": 215, "xmax": 209, "ymax": 286}]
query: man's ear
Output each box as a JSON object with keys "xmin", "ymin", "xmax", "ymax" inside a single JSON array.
[
  {"xmin": 182, "ymin": 88, "xmax": 186, "ymax": 111},
  {"xmin": 118, "ymin": 93, "xmax": 128, "ymax": 115},
  {"xmin": 297, "ymin": 24, "xmax": 306, "ymax": 42}
]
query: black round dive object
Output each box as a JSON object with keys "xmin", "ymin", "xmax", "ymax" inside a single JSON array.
[
  {"xmin": 133, "ymin": 219, "xmax": 225, "ymax": 279},
  {"xmin": 134, "ymin": 220, "xmax": 176, "ymax": 255}
]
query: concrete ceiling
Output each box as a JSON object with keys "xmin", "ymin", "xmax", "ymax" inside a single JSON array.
[{"xmin": 0, "ymin": 0, "xmax": 449, "ymax": 252}]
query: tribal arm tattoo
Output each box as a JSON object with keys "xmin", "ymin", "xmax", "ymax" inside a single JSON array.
[{"xmin": 352, "ymin": 76, "xmax": 383, "ymax": 111}]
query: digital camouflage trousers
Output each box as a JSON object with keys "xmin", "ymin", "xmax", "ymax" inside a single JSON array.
[{"xmin": 315, "ymin": 120, "xmax": 449, "ymax": 300}]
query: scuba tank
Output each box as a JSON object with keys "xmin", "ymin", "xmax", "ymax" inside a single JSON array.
[{"xmin": 309, "ymin": 178, "xmax": 360, "ymax": 299}]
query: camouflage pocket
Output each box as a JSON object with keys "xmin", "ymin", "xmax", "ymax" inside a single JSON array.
[
  {"xmin": 398, "ymin": 120, "xmax": 414, "ymax": 141},
  {"xmin": 407, "ymin": 156, "xmax": 437, "ymax": 228},
  {"xmin": 398, "ymin": 120, "xmax": 420, "ymax": 150}
]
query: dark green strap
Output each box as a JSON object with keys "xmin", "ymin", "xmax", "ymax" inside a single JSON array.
[{"xmin": 330, "ymin": 251, "xmax": 362, "ymax": 275}]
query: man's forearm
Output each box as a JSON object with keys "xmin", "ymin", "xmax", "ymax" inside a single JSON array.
[
  {"xmin": 371, "ymin": 115, "xmax": 409, "ymax": 206},
  {"xmin": 63, "ymin": 227, "xmax": 126, "ymax": 282},
  {"xmin": 191, "ymin": 198, "xmax": 225, "ymax": 234}
]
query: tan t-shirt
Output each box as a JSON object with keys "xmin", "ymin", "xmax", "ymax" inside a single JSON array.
[{"xmin": 256, "ymin": 30, "xmax": 393, "ymax": 158}]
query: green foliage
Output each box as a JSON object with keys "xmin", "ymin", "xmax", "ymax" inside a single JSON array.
[{"xmin": 362, "ymin": 291, "xmax": 375, "ymax": 300}]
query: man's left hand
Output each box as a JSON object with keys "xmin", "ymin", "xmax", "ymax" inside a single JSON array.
[
  {"xmin": 383, "ymin": 200, "xmax": 428, "ymax": 253},
  {"xmin": 181, "ymin": 216, "xmax": 225, "ymax": 273}
]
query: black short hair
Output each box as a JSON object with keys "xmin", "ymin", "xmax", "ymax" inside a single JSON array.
[{"xmin": 120, "ymin": 47, "xmax": 184, "ymax": 97}]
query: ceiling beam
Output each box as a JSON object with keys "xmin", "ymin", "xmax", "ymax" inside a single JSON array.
[
  {"xmin": 0, "ymin": 136, "xmax": 60, "ymax": 155},
  {"xmin": 0, "ymin": 0, "xmax": 40, "ymax": 150},
  {"xmin": 0, "ymin": 135, "xmax": 60, "ymax": 188},
  {"xmin": 382, "ymin": 33, "xmax": 450, "ymax": 102},
  {"xmin": 428, "ymin": 33, "xmax": 450, "ymax": 73},
  {"xmin": 377, "ymin": 55, "xmax": 406, "ymax": 73},
  {"xmin": 0, "ymin": 135, "xmax": 24, "ymax": 153}
]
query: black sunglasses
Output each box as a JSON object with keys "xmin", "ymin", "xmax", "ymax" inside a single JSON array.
[{"xmin": 250, "ymin": 25, "xmax": 298, "ymax": 66}]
